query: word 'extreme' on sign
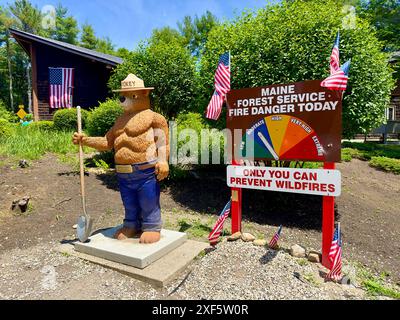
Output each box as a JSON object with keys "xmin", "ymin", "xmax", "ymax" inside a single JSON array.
[{"xmin": 227, "ymin": 166, "xmax": 341, "ymax": 197}]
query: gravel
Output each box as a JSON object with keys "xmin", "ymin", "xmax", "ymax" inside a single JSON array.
[
  {"xmin": 0, "ymin": 239, "xmax": 369, "ymax": 300},
  {"xmin": 169, "ymin": 241, "xmax": 367, "ymax": 300}
]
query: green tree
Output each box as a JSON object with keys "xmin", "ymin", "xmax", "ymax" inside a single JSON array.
[
  {"xmin": 95, "ymin": 37, "xmax": 115, "ymax": 55},
  {"xmin": 178, "ymin": 10, "xmax": 219, "ymax": 57},
  {"xmin": 8, "ymin": 0, "xmax": 42, "ymax": 34},
  {"xmin": 49, "ymin": 4, "xmax": 79, "ymax": 44},
  {"xmin": 108, "ymin": 29, "xmax": 198, "ymax": 119},
  {"xmin": 0, "ymin": 7, "xmax": 15, "ymax": 111},
  {"xmin": 201, "ymin": 0, "xmax": 395, "ymax": 137},
  {"xmin": 80, "ymin": 23, "xmax": 97, "ymax": 49},
  {"xmin": 358, "ymin": 0, "xmax": 400, "ymax": 52}
]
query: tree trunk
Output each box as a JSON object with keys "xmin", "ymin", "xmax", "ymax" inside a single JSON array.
[
  {"xmin": 26, "ymin": 62, "xmax": 32, "ymax": 114},
  {"xmin": 5, "ymin": 32, "xmax": 14, "ymax": 112}
]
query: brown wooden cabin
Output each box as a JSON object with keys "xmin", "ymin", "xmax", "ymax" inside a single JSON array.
[
  {"xmin": 10, "ymin": 28, "xmax": 123, "ymax": 121},
  {"xmin": 364, "ymin": 51, "xmax": 400, "ymax": 142}
]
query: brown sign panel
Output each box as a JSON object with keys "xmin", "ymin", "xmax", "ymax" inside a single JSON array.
[{"xmin": 226, "ymin": 80, "xmax": 342, "ymax": 163}]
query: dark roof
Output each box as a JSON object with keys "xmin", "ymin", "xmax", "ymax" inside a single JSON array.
[{"xmin": 9, "ymin": 28, "xmax": 123, "ymax": 66}]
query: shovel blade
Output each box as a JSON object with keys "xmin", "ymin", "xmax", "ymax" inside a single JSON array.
[{"xmin": 77, "ymin": 215, "xmax": 93, "ymax": 243}]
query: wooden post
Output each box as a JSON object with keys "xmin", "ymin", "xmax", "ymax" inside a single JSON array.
[
  {"xmin": 322, "ymin": 162, "xmax": 336, "ymax": 269},
  {"xmin": 30, "ymin": 44, "xmax": 39, "ymax": 122}
]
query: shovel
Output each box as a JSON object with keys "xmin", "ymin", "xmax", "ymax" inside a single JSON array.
[{"xmin": 76, "ymin": 106, "xmax": 93, "ymax": 242}]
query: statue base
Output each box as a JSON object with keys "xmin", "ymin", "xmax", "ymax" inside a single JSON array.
[{"xmin": 74, "ymin": 227, "xmax": 187, "ymax": 269}]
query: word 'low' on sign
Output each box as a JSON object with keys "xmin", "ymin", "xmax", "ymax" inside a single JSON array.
[{"xmin": 227, "ymin": 166, "xmax": 341, "ymax": 197}]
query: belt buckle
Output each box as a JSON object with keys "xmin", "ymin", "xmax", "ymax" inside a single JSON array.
[{"xmin": 116, "ymin": 165, "xmax": 133, "ymax": 174}]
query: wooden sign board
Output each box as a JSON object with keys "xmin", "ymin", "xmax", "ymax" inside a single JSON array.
[{"xmin": 226, "ymin": 80, "xmax": 342, "ymax": 163}]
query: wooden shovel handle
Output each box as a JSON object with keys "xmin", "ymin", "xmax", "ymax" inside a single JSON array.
[{"xmin": 77, "ymin": 106, "xmax": 87, "ymax": 217}]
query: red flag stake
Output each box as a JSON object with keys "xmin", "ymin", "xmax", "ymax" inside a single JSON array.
[{"xmin": 322, "ymin": 162, "xmax": 335, "ymax": 269}]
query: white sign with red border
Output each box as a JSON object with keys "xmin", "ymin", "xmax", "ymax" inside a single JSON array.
[{"xmin": 227, "ymin": 166, "xmax": 341, "ymax": 197}]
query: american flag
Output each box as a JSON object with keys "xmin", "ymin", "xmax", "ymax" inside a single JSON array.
[
  {"xmin": 326, "ymin": 224, "xmax": 343, "ymax": 281},
  {"xmin": 49, "ymin": 67, "xmax": 74, "ymax": 109},
  {"xmin": 208, "ymin": 200, "xmax": 231, "ymax": 245},
  {"xmin": 330, "ymin": 32, "xmax": 340, "ymax": 75},
  {"xmin": 206, "ymin": 52, "xmax": 231, "ymax": 120},
  {"xmin": 321, "ymin": 60, "xmax": 351, "ymax": 91},
  {"xmin": 268, "ymin": 225, "xmax": 283, "ymax": 249}
]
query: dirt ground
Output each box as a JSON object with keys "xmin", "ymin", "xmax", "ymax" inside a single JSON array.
[{"xmin": 0, "ymin": 154, "xmax": 399, "ymax": 291}]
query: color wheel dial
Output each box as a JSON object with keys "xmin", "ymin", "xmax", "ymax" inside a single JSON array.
[{"xmin": 241, "ymin": 115, "xmax": 325, "ymax": 161}]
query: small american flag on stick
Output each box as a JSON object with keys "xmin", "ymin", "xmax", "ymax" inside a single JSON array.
[
  {"xmin": 208, "ymin": 200, "xmax": 231, "ymax": 246},
  {"xmin": 268, "ymin": 225, "xmax": 283, "ymax": 249},
  {"xmin": 49, "ymin": 67, "xmax": 74, "ymax": 109},
  {"xmin": 321, "ymin": 60, "xmax": 351, "ymax": 91},
  {"xmin": 330, "ymin": 32, "xmax": 340, "ymax": 75},
  {"xmin": 206, "ymin": 52, "xmax": 231, "ymax": 120},
  {"xmin": 326, "ymin": 223, "xmax": 343, "ymax": 282}
]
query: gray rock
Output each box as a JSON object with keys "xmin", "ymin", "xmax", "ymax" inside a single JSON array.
[
  {"xmin": 308, "ymin": 251, "xmax": 322, "ymax": 263},
  {"xmin": 290, "ymin": 244, "xmax": 306, "ymax": 258},
  {"xmin": 227, "ymin": 232, "xmax": 242, "ymax": 242},
  {"xmin": 253, "ymin": 239, "xmax": 267, "ymax": 246},
  {"xmin": 241, "ymin": 233, "xmax": 256, "ymax": 242}
]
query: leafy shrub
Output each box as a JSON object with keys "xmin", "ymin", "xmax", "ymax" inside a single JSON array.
[
  {"xmin": 24, "ymin": 114, "xmax": 33, "ymax": 122},
  {"xmin": 85, "ymin": 151, "xmax": 115, "ymax": 169},
  {"xmin": 108, "ymin": 35, "xmax": 198, "ymax": 119},
  {"xmin": 0, "ymin": 101, "xmax": 17, "ymax": 122},
  {"xmin": 53, "ymin": 108, "xmax": 89, "ymax": 131},
  {"xmin": 168, "ymin": 165, "xmax": 190, "ymax": 181},
  {"xmin": 0, "ymin": 119, "xmax": 14, "ymax": 137},
  {"xmin": 29, "ymin": 121, "xmax": 54, "ymax": 131},
  {"xmin": 86, "ymin": 99, "xmax": 123, "ymax": 136},
  {"xmin": 342, "ymin": 142, "xmax": 400, "ymax": 160},
  {"xmin": 369, "ymin": 157, "xmax": 400, "ymax": 174},
  {"xmin": 341, "ymin": 148, "xmax": 362, "ymax": 162}
]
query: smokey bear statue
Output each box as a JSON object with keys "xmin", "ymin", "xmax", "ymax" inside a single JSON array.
[{"xmin": 73, "ymin": 74, "xmax": 169, "ymax": 244}]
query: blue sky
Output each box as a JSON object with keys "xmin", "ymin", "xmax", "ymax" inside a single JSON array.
[{"xmin": 0, "ymin": 0, "xmax": 274, "ymax": 50}]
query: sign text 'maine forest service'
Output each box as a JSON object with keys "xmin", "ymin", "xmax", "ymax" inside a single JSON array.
[{"xmin": 226, "ymin": 80, "xmax": 342, "ymax": 163}]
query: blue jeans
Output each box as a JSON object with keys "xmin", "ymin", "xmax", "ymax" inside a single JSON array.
[{"xmin": 117, "ymin": 166, "xmax": 162, "ymax": 232}]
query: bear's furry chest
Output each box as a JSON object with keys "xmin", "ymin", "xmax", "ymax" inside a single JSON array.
[{"xmin": 114, "ymin": 110, "xmax": 154, "ymax": 138}]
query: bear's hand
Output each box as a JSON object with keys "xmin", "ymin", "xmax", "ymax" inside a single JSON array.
[
  {"xmin": 155, "ymin": 161, "xmax": 169, "ymax": 181},
  {"xmin": 72, "ymin": 132, "xmax": 86, "ymax": 145}
]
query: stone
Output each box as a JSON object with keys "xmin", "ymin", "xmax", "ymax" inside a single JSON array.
[
  {"xmin": 290, "ymin": 244, "xmax": 306, "ymax": 258},
  {"xmin": 253, "ymin": 239, "xmax": 267, "ymax": 246},
  {"xmin": 241, "ymin": 233, "xmax": 256, "ymax": 242},
  {"xmin": 58, "ymin": 239, "xmax": 208, "ymax": 287},
  {"xmin": 308, "ymin": 251, "xmax": 322, "ymax": 263},
  {"xmin": 19, "ymin": 160, "xmax": 29, "ymax": 168},
  {"xmin": 74, "ymin": 227, "xmax": 187, "ymax": 269},
  {"xmin": 11, "ymin": 196, "xmax": 30, "ymax": 213},
  {"xmin": 72, "ymin": 224, "xmax": 78, "ymax": 229},
  {"xmin": 227, "ymin": 232, "xmax": 242, "ymax": 242}
]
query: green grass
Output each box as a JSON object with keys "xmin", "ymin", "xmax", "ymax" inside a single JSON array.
[
  {"xmin": 369, "ymin": 157, "xmax": 400, "ymax": 174},
  {"xmin": 356, "ymin": 264, "xmax": 400, "ymax": 299},
  {"xmin": 177, "ymin": 217, "xmax": 231, "ymax": 239},
  {"xmin": 0, "ymin": 126, "xmax": 94, "ymax": 160}
]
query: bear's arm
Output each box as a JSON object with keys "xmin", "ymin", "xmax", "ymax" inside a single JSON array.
[
  {"xmin": 152, "ymin": 113, "xmax": 169, "ymax": 163},
  {"xmin": 82, "ymin": 127, "xmax": 115, "ymax": 152}
]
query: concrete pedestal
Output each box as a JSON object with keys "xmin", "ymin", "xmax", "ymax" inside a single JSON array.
[{"xmin": 74, "ymin": 227, "xmax": 187, "ymax": 269}]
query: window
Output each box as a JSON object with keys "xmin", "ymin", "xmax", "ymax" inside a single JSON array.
[{"xmin": 386, "ymin": 107, "xmax": 395, "ymax": 121}]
